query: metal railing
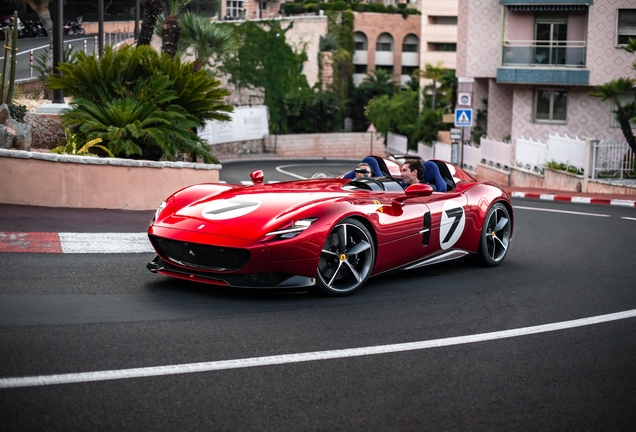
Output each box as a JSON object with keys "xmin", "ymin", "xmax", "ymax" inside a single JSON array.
[
  {"xmin": 591, "ymin": 141, "xmax": 635, "ymax": 180},
  {"xmin": 502, "ymin": 40, "xmax": 586, "ymax": 67}
]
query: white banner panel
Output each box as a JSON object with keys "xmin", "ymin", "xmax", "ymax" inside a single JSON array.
[{"xmin": 198, "ymin": 105, "xmax": 269, "ymax": 145}]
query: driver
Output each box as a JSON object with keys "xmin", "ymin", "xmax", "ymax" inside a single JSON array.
[{"xmin": 354, "ymin": 162, "xmax": 372, "ymax": 178}]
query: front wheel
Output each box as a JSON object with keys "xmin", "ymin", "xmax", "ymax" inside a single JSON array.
[
  {"xmin": 472, "ymin": 202, "xmax": 511, "ymax": 266},
  {"xmin": 316, "ymin": 218, "xmax": 375, "ymax": 296},
  {"xmin": 77, "ymin": 28, "xmax": 85, "ymax": 35}
]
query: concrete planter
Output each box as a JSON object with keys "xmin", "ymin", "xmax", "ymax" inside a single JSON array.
[{"xmin": 0, "ymin": 149, "xmax": 220, "ymax": 210}]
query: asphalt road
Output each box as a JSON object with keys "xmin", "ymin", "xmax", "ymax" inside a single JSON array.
[{"xmin": 1, "ymin": 159, "xmax": 636, "ymax": 431}]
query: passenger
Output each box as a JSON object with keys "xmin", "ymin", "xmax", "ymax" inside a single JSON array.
[
  {"xmin": 400, "ymin": 160, "xmax": 437, "ymax": 190},
  {"xmin": 355, "ymin": 162, "xmax": 372, "ymax": 178}
]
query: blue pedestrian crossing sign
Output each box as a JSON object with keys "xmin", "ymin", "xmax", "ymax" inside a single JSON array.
[{"xmin": 454, "ymin": 109, "xmax": 473, "ymax": 127}]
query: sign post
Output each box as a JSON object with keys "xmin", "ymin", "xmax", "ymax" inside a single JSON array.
[
  {"xmin": 454, "ymin": 109, "xmax": 473, "ymax": 167},
  {"xmin": 367, "ymin": 123, "xmax": 376, "ymax": 154}
]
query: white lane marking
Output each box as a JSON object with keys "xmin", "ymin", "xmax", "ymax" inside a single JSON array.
[
  {"xmin": 622, "ymin": 217, "xmax": 636, "ymax": 221},
  {"xmin": 2, "ymin": 309, "xmax": 635, "ymax": 389},
  {"xmin": 514, "ymin": 205, "xmax": 610, "ymax": 217},
  {"xmin": 275, "ymin": 165, "xmax": 307, "ymax": 180},
  {"xmin": 59, "ymin": 233, "xmax": 154, "ymax": 253}
]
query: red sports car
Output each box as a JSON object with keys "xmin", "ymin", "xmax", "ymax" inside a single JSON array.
[{"xmin": 147, "ymin": 156, "xmax": 513, "ymax": 296}]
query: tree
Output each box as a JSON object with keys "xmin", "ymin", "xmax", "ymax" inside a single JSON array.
[
  {"xmin": 590, "ymin": 78, "xmax": 636, "ymax": 153},
  {"xmin": 419, "ymin": 62, "xmax": 447, "ymax": 110},
  {"xmin": 162, "ymin": 0, "xmax": 192, "ymax": 59},
  {"xmin": 219, "ymin": 20, "xmax": 310, "ymax": 133},
  {"xmin": 348, "ymin": 69, "xmax": 398, "ymax": 132},
  {"xmin": 365, "ymin": 89, "xmax": 420, "ymax": 148},
  {"xmin": 177, "ymin": 12, "xmax": 240, "ymax": 72},
  {"xmin": 137, "ymin": 0, "xmax": 162, "ymax": 46},
  {"xmin": 590, "ymin": 38, "xmax": 636, "ymax": 153}
]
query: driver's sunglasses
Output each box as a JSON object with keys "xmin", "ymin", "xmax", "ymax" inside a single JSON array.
[{"xmin": 355, "ymin": 167, "xmax": 369, "ymax": 174}]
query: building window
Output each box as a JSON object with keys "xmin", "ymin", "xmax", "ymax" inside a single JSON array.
[
  {"xmin": 402, "ymin": 66, "xmax": 417, "ymax": 76},
  {"xmin": 376, "ymin": 33, "xmax": 394, "ymax": 52},
  {"xmin": 402, "ymin": 34, "xmax": 419, "ymax": 53},
  {"xmin": 534, "ymin": 89, "xmax": 567, "ymax": 123},
  {"xmin": 354, "ymin": 32, "xmax": 368, "ymax": 51},
  {"xmin": 617, "ymin": 9, "xmax": 636, "ymax": 46},
  {"xmin": 376, "ymin": 65, "xmax": 394, "ymax": 74},
  {"xmin": 427, "ymin": 43, "xmax": 456, "ymax": 52},
  {"xmin": 428, "ymin": 16, "xmax": 458, "ymax": 25},
  {"xmin": 226, "ymin": 0, "xmax": 243, "ymax": 19},
  {"xmin": 354, "ymin": 64, "xmax": 368, "ymax": 74}
]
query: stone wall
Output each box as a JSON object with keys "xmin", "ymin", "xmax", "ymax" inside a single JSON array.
[{"xmin": 264, "ymin": 133, "xmax": 385, "ymax": 158}]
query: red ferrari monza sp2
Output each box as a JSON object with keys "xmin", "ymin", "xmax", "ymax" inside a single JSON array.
[{"xmin": 147, "ymin": 156, "xmax": 514, "ymax": 296}]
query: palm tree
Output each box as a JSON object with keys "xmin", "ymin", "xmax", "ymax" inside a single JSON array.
[
  {"xmin": 362, "ymin": 69, "xmax": 397, "ymax": 96},
  {"xmin": 162, "ymin": 0, "xmax": 192, "ymax": 60},
  {"xmin": 177, "ymin": 12, "xmax": 240, "ymax": 72},
  {"xmin": 137, "ymin": 0, "xmax": 162, "ymax": 46},
  {"xmin": 420, "ymin": 62, "xmax": 447, "ymax": 110},
  {"xmin": 590, "ymin": 78, "xmax": 636, "ymax": 153}
]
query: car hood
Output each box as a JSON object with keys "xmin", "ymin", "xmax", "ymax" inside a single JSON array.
[{"xmin": 158, "ymin": 180, "xmax": 351, "ymax": 242}]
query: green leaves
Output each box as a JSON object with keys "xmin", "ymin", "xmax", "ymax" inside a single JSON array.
[{"xmin": 46, "ymin": 44, "xmax": 232, "ymax": 163}]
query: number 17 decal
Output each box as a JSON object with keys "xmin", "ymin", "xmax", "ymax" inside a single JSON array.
[{"xmin": 440, "ymin": 200, "xmax": 466, "ymax": 250}]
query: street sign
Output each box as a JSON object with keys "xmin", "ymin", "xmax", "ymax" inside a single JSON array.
[
  {"xmin": 457, "ymin": 92, "xmax": 472, "ymax": 106},
  {"xmin": 366, "ymin": 123, "xmax": 376, "ymax": 133},
  {"xmin": 450, "ymin": 128, "xmax": 461, "ymax": 140},
  {"xmin": 454, "ymin": 109, "xmax": 473, "ymax": 127}
]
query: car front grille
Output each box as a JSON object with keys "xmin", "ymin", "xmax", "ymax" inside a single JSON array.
[{"xmin": 149, "ymin": 235, "xmax": 250, "ymax": 271}]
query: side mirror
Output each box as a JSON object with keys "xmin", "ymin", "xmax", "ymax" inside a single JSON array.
[
  {"xmin": 405, "ymin": 183, "xmax": 433, "ymax": 197},
  {"xmin": 250, "ymin": 170, "xmax": 264, "ymax": 185}
]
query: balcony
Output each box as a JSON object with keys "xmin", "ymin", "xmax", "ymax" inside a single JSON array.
[
  {"xmin": 500, "ymin": 0, "xmax": 593, "ymax": 4},
  {"xmin": 497, "ymin": 40, "xmax": 589, "ymax": 85}
]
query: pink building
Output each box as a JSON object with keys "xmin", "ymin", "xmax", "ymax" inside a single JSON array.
[{"xmin": 456, "ymin": 0, "xmax": 636, "ymax": 144}]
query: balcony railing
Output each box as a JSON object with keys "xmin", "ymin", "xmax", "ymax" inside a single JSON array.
[{"xmin": 502, "ymin": 40, "xmax": 586, "ymax": 68}]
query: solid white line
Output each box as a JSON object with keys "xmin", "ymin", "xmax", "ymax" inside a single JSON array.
[
  {"xmin": 59, "ymin": 233, "xmax": 154, "ymax": 253},
  {"xmin": 1, "ymin": 309, "xmax": 635, "ymax": 389},
  {"xmin": 514, "ymin": 206, "xmax": 610, "ymax": 217},
  {"xmin": 622, "ymin": 217, "xmax": 636, "ymax": 221}
]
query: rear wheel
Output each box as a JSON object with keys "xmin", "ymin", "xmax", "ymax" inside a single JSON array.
[
  {"xmin": 316, "ymin": 218, "xmax": 375, "ymax": 296},
  {"xmin": 472, "ymin": 202, "xmax": 511, "ymax": 266}
]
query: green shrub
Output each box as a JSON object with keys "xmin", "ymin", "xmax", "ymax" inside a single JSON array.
[
  {"xmin": 46, "ymin": 45, "xmax": 231, "ymax": 163},
  {"xmin": 283, "ymin": 3, "xmax": 301, "ymax": 14},
  {"xmin": 333, "ymin": 1, "xmax": 349, "ymax": 11},
  {"xmin": 304, "ymin": 0, "xmax": 319, "ymax": 4},
  {"xmin": 303, "ymin": 3, "xmax": 318, "ymax": 13}
]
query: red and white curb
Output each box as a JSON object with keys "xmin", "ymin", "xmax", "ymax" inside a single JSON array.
[
  {"xmin": 0, "ymin": 232, "xmax": 153, "ymax": 254},
  {"xmin": 509, "ymin": 192, "xmax": 636, "ymax": 207}
]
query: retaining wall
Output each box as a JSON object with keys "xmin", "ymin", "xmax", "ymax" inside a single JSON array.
[
  {"xmin": 0, "ymin": 149, "xmax": 220, "ymax": 210},
  {"xmin": 264, "ymin": 133, "xmax": 385, "ymax": 158}
]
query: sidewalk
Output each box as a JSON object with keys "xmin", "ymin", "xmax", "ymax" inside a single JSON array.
[{"xmin": 503, "ymin": 186, "xmax": 636, "ymax": 207}]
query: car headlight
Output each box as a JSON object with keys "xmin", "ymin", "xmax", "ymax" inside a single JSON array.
[
  {"xmin": 152, "ymin": 200, "xmax": 168, "ymax": 223},
  {"xmin": 266, "ymin": 218, "xmax": 317, "ymax": 240}
]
